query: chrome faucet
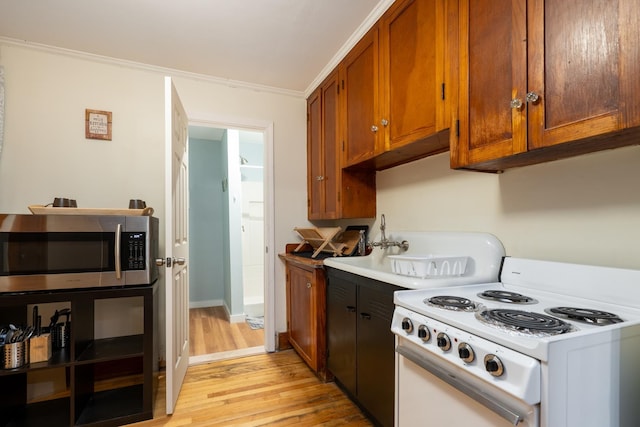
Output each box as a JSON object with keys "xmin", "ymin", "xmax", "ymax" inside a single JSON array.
[{"xmin": 370, "ymin": 214, "xmax": 409, "ymax": 251}]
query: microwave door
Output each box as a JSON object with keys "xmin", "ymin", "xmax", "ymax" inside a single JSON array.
[{"xmin": 0, "ymin": 229, "xmax": 121, "ymax": 291}]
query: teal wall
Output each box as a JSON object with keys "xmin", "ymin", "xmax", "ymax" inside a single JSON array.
[{"xmin": 188, "ymin": 137, "xmax": 225, "ymax": 304}]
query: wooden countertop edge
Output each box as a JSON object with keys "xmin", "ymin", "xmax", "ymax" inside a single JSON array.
[{"xmin": 279, "ymin": 243, "xmax": 326, "ymax": 268}]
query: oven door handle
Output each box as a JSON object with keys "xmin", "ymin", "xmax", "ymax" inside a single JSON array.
[{"xmin": 397, "ymin": 344, "xmax": 524, "ymax": 426}]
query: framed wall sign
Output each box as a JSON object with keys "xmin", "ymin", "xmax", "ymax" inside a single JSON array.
[{"xmin": 85, "ymin": 109, "xmax": 112, "ymax": 140}]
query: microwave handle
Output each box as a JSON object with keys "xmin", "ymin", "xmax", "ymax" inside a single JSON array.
[{"xmin": 115, "ymin": 223, "xmax": 122, "ymax": 280}]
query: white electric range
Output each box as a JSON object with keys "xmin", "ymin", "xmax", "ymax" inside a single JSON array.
[{"xmin": 392, "ymin": 257, "xmax": 640, "ymax": 427}]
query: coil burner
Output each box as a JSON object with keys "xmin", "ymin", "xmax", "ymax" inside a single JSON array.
[
  {"xmin": 545, "ymin": 307, "xmax": 623, "ymax": 326},
  {"xmin": 425, "ymin": 295, "xmax": 478, "ymax": 312},
  {"xmin": 477, "ymin": 308, "xmax": 574, "ymax": 336},
  {"xmin": 477, "ymin": 290, "xmax": 537, "ymax": 304}
]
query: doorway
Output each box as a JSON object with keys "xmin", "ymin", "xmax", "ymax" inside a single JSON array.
[{"xmin": 186, "ymin": 121, "xmax": 275, "ymax": 364}]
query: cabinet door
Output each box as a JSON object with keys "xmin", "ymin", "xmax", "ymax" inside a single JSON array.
[
  {"xmin": 527, "ymin": 0, "xmax": 630, "ymax": 149},
  {"xmin": 342, "ymin": 26, "xmax": 380, "ymax": 166},
  {"xmin": 357, "ymin": 284, "xmax": 397, "ymax": 427},
  {"xmin": 380, "ymin": 0, "xmax": 444, "ymax": 150},
  {"xmin": 326, "ymin": 275, "xmax": 357, "ymax": 395},
  {"xmin": 307, "ymin": 87, "xmax": 324, "ymax": 219},
  {"xmin": 452, "ymin": 0, "xmax": 527, "ymax": 167},
  {"xmin": 288, "ymin": 266, "xmax": 317, "ymax": 370},
  {"xmin": 307, "ymin": 71, "xmax": 347, "ymax": 220},
  {"xmin": 321, "ymin": 71, "xmax": 340, "ymax": 218}
]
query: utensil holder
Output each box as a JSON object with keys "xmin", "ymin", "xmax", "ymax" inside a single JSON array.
[
  {"xmin": 1, "ymin": 341, "xmax": 28, "ymax": 369},
  {"xmin": 52, "ymin": 322, "xmax": 70, "ymax": 349}
]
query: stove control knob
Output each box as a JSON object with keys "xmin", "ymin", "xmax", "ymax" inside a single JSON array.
[
  {"xmin": 417, "ymin": 325, "xmax": 430, "ymax": 342},
  {"xmin": 484, "ymin": 354, "xmax": 504, "ymax": 377},
  {"xmin": 401, "ymin": 318, "xmax": 414, "ymax": 334},
  {"xmin": 436, "ymin": 332, "xmax": 451, "ymax": 351},
  {"xmin": 458, "ymin": 343, "xmax": 475, "ymax": 363}
]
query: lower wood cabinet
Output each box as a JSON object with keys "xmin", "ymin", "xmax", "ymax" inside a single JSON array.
[
  {"xmin": 281, "ymin": 253, "xmax": 329, "ymax": 381},
  {"xmin": 0, "ymin": 285, "xmax": 156, "ymax": 427},
  {"xmin": 326, "ymin": 267, "xmax": 403, "ymax": 427}
]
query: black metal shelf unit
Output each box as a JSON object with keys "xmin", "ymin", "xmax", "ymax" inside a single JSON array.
[{"xmin": 0, "ymin": 284, "xmax": 156, "ymax": 427}]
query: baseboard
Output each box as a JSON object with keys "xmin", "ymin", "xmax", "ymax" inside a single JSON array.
[
  {"xmin": 189, "ymin": 299, "xmax": 224, "ymax": 309},
  {"xmin": 243, "ymin": 301, "xmax": 264, "ymax": 317},
  {"xmin": 277, "ymin": 332, "xmax": 291, "ymax": 351}
]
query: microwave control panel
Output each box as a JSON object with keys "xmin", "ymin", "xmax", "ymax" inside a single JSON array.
[{"xmin": 123, "ymin": 232, "xmax": 146, "ymax": 270}]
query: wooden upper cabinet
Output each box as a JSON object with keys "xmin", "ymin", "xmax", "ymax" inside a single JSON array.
[
  {"xmin": 453, "ymin": 0, "xmax": 526, "ymax": 167},
  {"xmin": 307, "ymin": 87, "xmax": 325, "ymax": 219},
  {"xmin": 307, "ymin": 71, "xmax": 340, "ymax": 220},
  {"xmin": 528, "ymin": 0, "xmax": 627, "ymax": 148},
  {"xmin": 342, "ymin": 26, "xmax": 380, "ymax": 167},
  {"xmin": 380, "ymin": 0, "xmax": 450, "ymax": 154},
  {"xmin": 307, "ymin": 70, "xmax": 376, "ymax": 220},
  {"xmin": 342, "ymin": 0, "xmax": 453, "ymax": 171},
  {"xmin": 452, "ymin": 0, "xmax": 640, "ymax": 172},
  {"xmin": 322, "ymin": 75, "xmax": 340, "ymax": 217}
]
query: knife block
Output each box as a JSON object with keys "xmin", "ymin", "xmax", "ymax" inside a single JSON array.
[{"xmin": 29, "ymin": 334, "xmax": 52, "ymax": 363}]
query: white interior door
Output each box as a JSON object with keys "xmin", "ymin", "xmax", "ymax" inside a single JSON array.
[{"xmin": 164, "ymin": 76, "xmax": 190, "ymax": 414}]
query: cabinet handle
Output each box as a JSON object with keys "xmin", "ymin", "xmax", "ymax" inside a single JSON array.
[
  {"xmin": 346, "ymin": 305, "xmax": 357, "ymax": 313},
  {"xmin": 510, "ymin": 98, "xmax": 523, "ymax": 110},
  {"xmin": 360, "ymin": 312, "xmax": 372, "ymax": 320},
  {"xmin": 306, "ymin": 282, "xmax": 311, "ymax": 289},
  {"xmin": 371, "ymin": 125, "xmax": 379, "ymax": 132},
  {"xmin": 316, "ymin": 175, "xmax": 324, "ymax": 181},
  {"xmin": 526, "ymin": 92, "xmax": 540, "ymax": 104},
  {"xmin": 381, "ymin": 119, "xmax": 389, "ymax": 126}
]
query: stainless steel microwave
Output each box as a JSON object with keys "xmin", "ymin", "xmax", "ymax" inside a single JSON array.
[{"xmin": 0, "ymin": 214, "xmax": 158, "ymax": 293}]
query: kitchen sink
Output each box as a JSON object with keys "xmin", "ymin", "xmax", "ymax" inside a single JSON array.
[{"xmin": 323, "ymin": 231, "xmax": 505, "ymax": 290}]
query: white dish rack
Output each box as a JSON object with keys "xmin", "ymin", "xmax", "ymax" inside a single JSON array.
[{"xmin": 388, "ymin": 255, "xmax": 468, "ymax": 278}]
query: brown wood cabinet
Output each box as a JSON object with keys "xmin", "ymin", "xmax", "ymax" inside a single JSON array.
[
  {"xmin": 342, "ymin": 26, "xmax": 380, "ymax": 167},
  {"xmin": 307, "ymin": 71, "xmax": 376, "ymax": 220},
  {"xmin": 342, "ymin": 0, "xmax": 455, "ymax": 171},
  {"xmin": 281, "ymin": 252, "xmax": 329, "ymax": 380},
  {"xmin": 308, "ymin": 70, "xmax": 340, "ymax": 220},
  {"xmin": 451, "ymin": 0, "xmax": 640, "ymax": 172}
]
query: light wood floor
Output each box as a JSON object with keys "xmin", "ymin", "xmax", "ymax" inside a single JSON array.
[
  {"xmin": 130, "ymin": 350, "xmax": 373, "ymax": 426},
  {"xmin": 190, "ymin": 306, "xmax": 264, "ymax": 356}
]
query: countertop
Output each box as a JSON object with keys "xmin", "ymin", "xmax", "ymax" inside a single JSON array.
[{"xmin": 278, "ymin": 243, "xmax": 332, "ymax": 268}]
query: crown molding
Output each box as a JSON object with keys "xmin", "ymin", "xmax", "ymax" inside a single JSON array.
[
  {"xmin": 0, "ymin": 36, "xmax": 305, "ymax": 99},
  {"xmin": 303, "ymin": 0, "xmax": 395, "ymax": 98}
]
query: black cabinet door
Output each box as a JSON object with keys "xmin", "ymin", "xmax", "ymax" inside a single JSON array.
[
  {"xmin": 357, "ymin": 284, "xmax": 397, "ymax": 427},
  {"xmin": 326, "ymin": 275, "xmax": 357, "ymax": 395}
]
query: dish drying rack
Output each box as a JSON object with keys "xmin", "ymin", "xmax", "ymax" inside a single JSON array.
[{"xmin": 293, "ymin": 227, "xmax": 346, "ymax": 258}]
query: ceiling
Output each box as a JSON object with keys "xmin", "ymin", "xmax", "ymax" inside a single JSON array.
[{"xmin": 0, "ymin": 0, "xmax": 388, "ymax": 94}]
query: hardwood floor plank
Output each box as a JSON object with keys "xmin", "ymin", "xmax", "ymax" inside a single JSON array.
[
  {"xmin": 189, "ymin": 306, "xmax": 264, "ymax": 356},
  {"xmin": 130, "ymin": 351, "xmax": 372, "ymax": 427}
]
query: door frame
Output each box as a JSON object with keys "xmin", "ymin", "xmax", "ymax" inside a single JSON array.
[{"xmin": 189, "ymin": 114, "xmax": 276, "ymax": 353}]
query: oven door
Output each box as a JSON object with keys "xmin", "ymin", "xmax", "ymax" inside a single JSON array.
[{"xmin": 395, "ymin": 338, "xmax": 539, "ymax": 427}]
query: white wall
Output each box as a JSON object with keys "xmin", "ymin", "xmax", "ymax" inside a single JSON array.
[
  {"xmin": 0, "ymin": 45, "xmax": 165, "ymax": 212},
  {"xmin": 0, "ymin": 42, "xmax": 308, "ymax": 355},
  {"xmin": 376, "ymin": 147, "xmax": 640, "ymax": 270}
]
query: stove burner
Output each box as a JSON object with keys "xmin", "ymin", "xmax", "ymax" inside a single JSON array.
[
  {"xmin": 425, "ymin": 296, "xmax": 478, "ymax": 311},
  {"xmin": 546, "ymin": 307, "xmax": 623, "ymax": 325},
  {"xmin": 477, "ymin": 290, "xmax": 537, "ymax": 304},
  {"xmin": 477, "ymin": 309, "xmax": 573, "ymax": 335}
]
